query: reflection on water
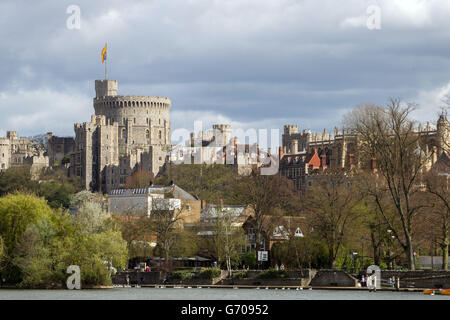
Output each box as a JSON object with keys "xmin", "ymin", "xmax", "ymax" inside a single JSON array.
[{"xmin": 0, "ymin": 287, "xmax": 449, "ymax": 300}]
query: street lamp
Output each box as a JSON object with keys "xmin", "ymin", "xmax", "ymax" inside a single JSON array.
[
  {"xmin": 387, "ymin": 230, "xmax": 395, "ymax": 270},
  {"xmin": 351, "ymin": 252, "xmax": 358, "ymax": 274}
]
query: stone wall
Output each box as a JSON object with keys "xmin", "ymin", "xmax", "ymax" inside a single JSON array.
[
  {"xmin": 113, "ymin": 271, "xmax": 163, "ymax": 285},
  {"xmin": 381, "ymin": 270, "xmax": 450, "ymax": 289},
  {"xmin": 309, "ymin": 270, "xmax": 359, "ymax": 287}
]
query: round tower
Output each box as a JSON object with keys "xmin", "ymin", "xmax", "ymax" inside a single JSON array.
[{"xmin": 93, "ymin": 80, "xmax": 171, "ymax": 151}]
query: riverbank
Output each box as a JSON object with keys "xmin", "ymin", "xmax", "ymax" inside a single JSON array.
[
  {"xmin": 112, "ymin": 283, "xmax": 428, "ymax": 292},
  {"xmin": 1, "ymin": 286, "xmax": 447, "ymax": 300}
]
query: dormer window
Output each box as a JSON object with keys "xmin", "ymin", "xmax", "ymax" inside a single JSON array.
[{"xmin": 294, "ymin": 227, "xmax": 304, "ymax": 237}]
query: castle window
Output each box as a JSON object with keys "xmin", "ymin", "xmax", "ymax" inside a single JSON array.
[
  {"xmin": 159, "ymin": 130, "xmax": 162, "ymax": 139},
  {"xmin": 134, "ymin": 118, "xmax": 136, "ymax": 124},
  {"xmin": 146, "ymin": 130, "xmax": 150, "ymax": 139},
  {"xmin": 122, "ymin": 129, "xmax": 127, "ymax": 140}
]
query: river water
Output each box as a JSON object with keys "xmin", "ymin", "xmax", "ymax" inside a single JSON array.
[{"xmin": 0, "ymin": 287, "xmax": 449, "ymax": 300}]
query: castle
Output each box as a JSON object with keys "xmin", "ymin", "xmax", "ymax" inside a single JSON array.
[
  {"xmin": 280, "ymin": 111, "xmax": 450, "ymax": 192},
  {"xmin": 170, "ymin": 124, "xmax": 263, "ymax": 175},
  {"xmin": 70, "ymin": 80, "xmax": 171, "ymax": 193},
  {"xmin": 0, "ymin": 131, "xmax": 48, "ymax": 177}
]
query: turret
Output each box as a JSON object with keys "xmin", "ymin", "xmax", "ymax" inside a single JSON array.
[{"xmin": 95, "ymin": 79, "xmax": 118, "ymax": 97}]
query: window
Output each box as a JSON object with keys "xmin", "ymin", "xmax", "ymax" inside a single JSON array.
[
  {"xmin": 146, "ymin": 130, "xmax": 150, "ymax": 139},
  {"xmin": 158, "ymin": 130, "xmax": 162, "ymax": 139},
  {"xmin": 294, "ymin": 227, "xmax": 304, "ymax": 237}
]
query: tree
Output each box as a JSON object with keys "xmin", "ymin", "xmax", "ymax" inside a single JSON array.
[
  {"xmin": 302, "ymin": 172, "xmax": 361, "ymax": 268},
  {"xmin": 211, "ymin": 210, "xmax": 248, "ymax": 276},
  {"xmin": 156, "ymin": 163, "xmax": 239, "ymax": 203},
  {"xmin": 0, "ymin": 193, "xmax": 128, "ymax": 287},
  {"xmin": 345, "ymin": 100, "xmax": 430, "ymax": 270},
  {"xmin": 37, "ymin": 181, "xmax": 77, "ymax": 209},
  {"xmin": 70, "ymin": 190, "xmax": 104, "ymax": 210},
  {"xmin": 0, "ymin": 166, "xmax": 37, "ymax": 196},
  {"xmin": 149, "ymin": 201, "xmax": 185, "ymax": 272},
  {"xmin": 0, "ymin": 236, "xmax": 4, "ymax": 269},
  {"xmin": 271, "ymin": 238, "xmax": 329, "ymax": 269},
  {"xmin": 125, "ymin": 170, "xmax": 154, "ymax": 189},
  {"xmin": 233, "ymin": 174, "xmax": 298, "ymax": 252},
  {"xmin": 75, "ymin": 202, "xmax": 110, "ymax": 235},
  {"xmin": 425, "ymin": 169, "xmax": 449, "ymax": 270}
]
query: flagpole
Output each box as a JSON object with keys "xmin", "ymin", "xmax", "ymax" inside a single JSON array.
[{"xmin": 105, "ymin": 43, "xmax": 108, "ymax": 80}]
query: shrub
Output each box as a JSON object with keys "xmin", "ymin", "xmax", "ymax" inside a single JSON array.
[
  {"xmin": 232, "ymin": 271, "xmax": 248, "ymax": 279},
  {"xmin": 170, "ymin": 270, "xmax": 195, "ymax": 281},
  {"xmin": 241, "ymin": 250, "xmax": 257, "ymax": 269},
  {"xmin": 256, "ymin": 269, "xmax": 287, "ymax": 279},
  {"xmin": 198, "ymin": 267, "xmax": 221, "ymax": 279}
]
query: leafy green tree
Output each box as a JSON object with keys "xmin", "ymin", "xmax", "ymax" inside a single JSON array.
[
  {"xmin": 271, "ymin": 238, "xmax": 329, "ymax": 269},
  {"xmin": 0, "ymin": 193, "xmax": 128, "ymax": 287},
  {"xmin": 241, "ymin": 250, "xmax": 257, "ymax": 269},
  {"xmin": 37, "ymin": 181, "xmax": 77, "ymax": 209},
  {"xmin": 0, "ymin": 166, "xmax": 37, "ymax": 196}
]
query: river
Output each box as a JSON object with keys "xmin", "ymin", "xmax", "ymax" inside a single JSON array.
[{"xmin": 0, "ymin": 287, "xmax": 449, "ymax": 300}]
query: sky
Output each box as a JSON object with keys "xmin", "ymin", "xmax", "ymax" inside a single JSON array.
[{"xmin": 1, "ymin": 0, "xmax": 450, "ymax": 144}]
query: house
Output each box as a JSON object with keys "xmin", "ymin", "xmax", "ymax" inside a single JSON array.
[
  {"xmin": 108, "ymin": 183, "xmax": 201, "ymax": 225},
  {"xmin": 242, "ymin": 215, "xmax": 307, "ymax": 252},
  {"xmin": 279, "ymin": 147, "xmax": 325, "ymax": 193}
]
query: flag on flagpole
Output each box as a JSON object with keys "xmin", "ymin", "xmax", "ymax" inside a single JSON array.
[{"xmin": 101, "ymin": 44, "xmax": 107, "ymax": 64}]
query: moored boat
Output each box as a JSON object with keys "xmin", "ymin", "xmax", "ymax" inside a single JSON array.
[{"xmin": 423, "ymin": 289, "xmax": 450, "ymax": 295}]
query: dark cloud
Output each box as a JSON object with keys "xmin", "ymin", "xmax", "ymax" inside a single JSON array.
[{"xmin": 0, "ymin": 0, "xmax": 449, "ymax": 138}]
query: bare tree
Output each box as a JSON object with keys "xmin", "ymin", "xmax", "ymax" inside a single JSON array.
[
  {"xmin": 425, "ymin": 167, "xmax": 450, "ymax": 270},
  {"xmin": 149, "ymin": 200, "xmax": 184, "ymax": 272},
  {"xmin": 233, "ymin": 174, "xmax": 298, "ymax": 252},
  {"xmin": 302, "ymin": 171, "xmax": 361, "ymax": 268},
  {"xmin": 345, "ymin": 99, "xmax": 431, "ymax": 270},
  {"xmin": 125, "ymin": 170, "xmax": 154, "ymax": 189},
  {"xmin": 211, "ymin": 210, "xmax": 248, "ymax": 277}
]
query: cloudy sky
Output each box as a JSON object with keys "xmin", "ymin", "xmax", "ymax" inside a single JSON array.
[{"xmin": 1, "ymin": 0, "xmax": 450, "ymax": 143}]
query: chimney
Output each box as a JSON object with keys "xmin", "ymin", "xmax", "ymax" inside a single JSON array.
[
  {"xmin": 370, "ymin": 158, "xmax": 377, "ymax": 173},
  {"xmin": 349, "ymin": 154, "xmax": 355, "ymax": 168},
  {"xmin": 201, "ymin": 199, "xmax": 206, "ymax": 209},
  {"xmin": 320, "ymin": 154, "xmax": 327, "ymax": 170}
]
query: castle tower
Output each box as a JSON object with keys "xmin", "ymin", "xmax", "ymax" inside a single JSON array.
[
  {"xmin": 212, "ymin": 124, "xmax": 232, "ymax": 146},
  {"xmin": 72, "ymin": 79, "xmax": 172, "ymax": 193},
  {"xmin": 437, "ymin": 108, "xmax": 449, "ymax": 155}
]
